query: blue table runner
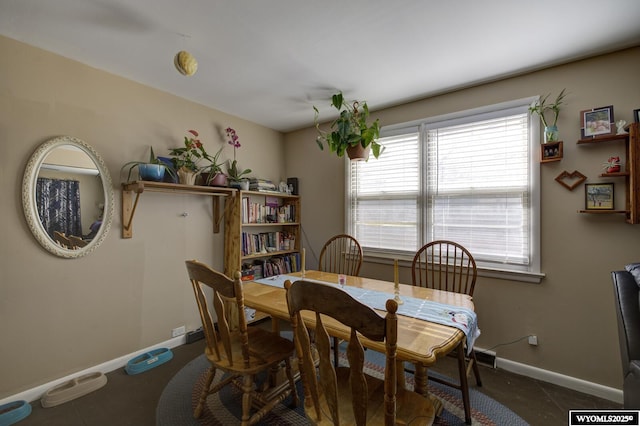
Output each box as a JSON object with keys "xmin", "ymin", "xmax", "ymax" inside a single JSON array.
[{"xmin": 253, "ymin": 275, "xmax": 479, "ymax": 353}]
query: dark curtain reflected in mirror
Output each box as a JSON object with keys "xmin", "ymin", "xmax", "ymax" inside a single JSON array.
[{"xmin": 36, "ymin": 177, "xmax": 82, "ymax": 240}]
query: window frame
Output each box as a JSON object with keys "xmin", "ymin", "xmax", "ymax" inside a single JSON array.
[{"xmin": 346, "ymin": 97, "xmax": 543, "ymax": 283}]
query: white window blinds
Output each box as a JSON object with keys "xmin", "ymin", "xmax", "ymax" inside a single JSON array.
[
  {"xmin": 347, "ymin": 101, "xmax": 535, "ymax": 271},
  {"xmin": 425, "ymin": 112, "xmax": 530, "ymax": 266},
  {"xmin": 348, "ymin": 130, "xmax": 420, "ymax": 252}
]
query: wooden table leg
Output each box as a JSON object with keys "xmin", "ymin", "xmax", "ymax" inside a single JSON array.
[
  {"xmin": 414, "ymin": 362, "xmax": 443, "ymax": 417},
  {"xmin": 414, "ymin": 362, "xmax": 428, "ymax": 396}
]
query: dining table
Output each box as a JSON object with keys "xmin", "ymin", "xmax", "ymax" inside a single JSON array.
[{"xmin": 242, "ymin": 269, "xmax": 477, "ymax": 417}]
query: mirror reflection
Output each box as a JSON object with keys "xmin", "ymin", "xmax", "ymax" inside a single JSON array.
[
  {"xmin": 37, "ymin": 146, "xmax": 105, "ymax": 249},
  {"xmin": 22, "ymin": 136, "xmax": 113, "ymax": 258}
]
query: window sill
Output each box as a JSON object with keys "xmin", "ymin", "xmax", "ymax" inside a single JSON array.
[{"xmin": 363, "ymin": 253, "xmax": 544, "ymax": 284}]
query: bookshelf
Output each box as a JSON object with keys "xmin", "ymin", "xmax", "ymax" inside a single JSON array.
[{"xmin": 224, "ymin": 190, "xmax": 301, "ymax": 280}]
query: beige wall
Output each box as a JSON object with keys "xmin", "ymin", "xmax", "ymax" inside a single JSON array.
[
  {"xmin": 2, "ymin": 31, "xmax": 639, "ymax": 400},
  {"xmin": 285, "ymin": 46, "xmax": 640, "ymax": 391},
  {"xmin": 0, "ymin": 35, "xmax": 285, "ymax": 398}
]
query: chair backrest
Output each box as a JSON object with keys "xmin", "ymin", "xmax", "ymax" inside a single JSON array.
[
  {"xmin": 612, "ymin": 267, "xmax": 640, "ymax": 376},
  {"xmin": 285, "ymin": 279, "xmax": 398, "ymax": 425},
  {"xmin": 68, "ymin": 235, "xmax": 88, "ymax": 249},
  {"xmin": 53, "ymin": 231, "xmax": 71, "ymax": 248},
  {"xmin": 185, "ymin": 260, "xmax": 249, "ymax": 368},
  {"xmin": 411, "ymin": 240, "xmax": 477, "ymax": 295},
  {"xmin": 318, "ymin": 234, "xmax": 363, "ymax": 276}
]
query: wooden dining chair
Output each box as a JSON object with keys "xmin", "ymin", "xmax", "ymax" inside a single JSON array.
[
  {"xmin": 68, "ymin": 235, "xmax": 88, "ymax": 249},
  {"xmin": 318, "ymin": 234, "xmax": 363, "ymax": 276},
  {"xmin": 185, "ymin": 260, "xmax": 298, "ymax": 426},
  {"xmin": 318, "ymin": 234, "xmax": 364, "ymax": 366},
  {"xmin": 285, "ymin": 279, "xmax": 434, "ymax": 425},
  {"xmin": 53, "ymin": 231, "xmax": 71, "ymax": 248},
  {"xmin": 411, "ymin": 240, "xmax": 481, "ymax": 424}
]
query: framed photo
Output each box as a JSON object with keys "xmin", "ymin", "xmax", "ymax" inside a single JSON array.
[
  {"xmin": 585, "ymin": 183, "xmax": 614, "ymax": 210},
  {"xmin": 634, "ymin": 108, "xmax": 640, "ymax": 123},
  {"xmin": 540, "ymin": 141, "xmax": 563, "ymax": 163},
  {"xmin": 580, "ymin": 105, "xmax": 614, "ymax": 138}
]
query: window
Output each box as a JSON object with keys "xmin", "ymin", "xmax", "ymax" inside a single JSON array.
[{"xmin": 347, "ymin": 99, "xmax": 540, "ymax": 276}]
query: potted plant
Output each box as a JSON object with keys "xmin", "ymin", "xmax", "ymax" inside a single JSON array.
[
  {"xmin": 528, "ymin": 88, "xmax": 567, "ymax": 143},
  {"xmin": 225, "ymin": 127, "xmax": 252, "ymax": 189},
  {"xmin": 169, "ymin": 129, "xmax": 212, "ymax": 185},
  {"xmin": 314, "ymin": 92, "xmax": 383, "ymax": 161},
  {"xmin": 121, "ymin": 146, "xmax": 176, "ymax": 182},
  {"xmin": 200, "ymin": 145, "xmax": 227, "ymax": 186}
]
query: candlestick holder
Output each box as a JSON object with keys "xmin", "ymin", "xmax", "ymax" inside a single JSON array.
[{"xmin": 394, "ymin": 281, "xmax": 404, "ymax": 305}]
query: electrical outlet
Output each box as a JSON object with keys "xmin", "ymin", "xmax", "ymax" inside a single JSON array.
[
  {"xmin": 528, "ymin": 335, "xmax": 538, "ymax": 346},
  {"xmin": 171, "ymin": 326, "xmax": 186, "ymax": 338}
]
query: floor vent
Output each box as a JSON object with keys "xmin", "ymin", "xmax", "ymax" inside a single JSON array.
[{"xmin": 474, "ymin": 349, "xmax": 496, "ymax": 368}]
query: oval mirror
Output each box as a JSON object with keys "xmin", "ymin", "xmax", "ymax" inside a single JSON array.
[{"xmin": 22, "ymin": 136, "xmax": 114, "ymax": 258}]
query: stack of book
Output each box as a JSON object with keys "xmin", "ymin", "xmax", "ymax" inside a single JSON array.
[{"xmin": 249, "ymin": 178, "xmax": 277, "ymax": 192}]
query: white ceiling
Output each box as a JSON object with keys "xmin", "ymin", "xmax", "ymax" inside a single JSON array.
[{"xmin": 2, "ymin": 0, "xmax": 640, "ymax": 132}]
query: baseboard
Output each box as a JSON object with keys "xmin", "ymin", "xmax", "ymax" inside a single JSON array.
[
  {"xmin": 0, "ymin": 335, "xmax": 186, "ymax": 407},
  {"xmin": 492, "ymin": 353, "xmax": 623, "ymax": 404},
  {"xmin": 2, "ymin": 338, "xmax": 623, "ymax": 407}
]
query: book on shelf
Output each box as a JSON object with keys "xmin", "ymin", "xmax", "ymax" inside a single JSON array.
[
  {"xmin": 241, "ymin": 195, "xmax": 297, "ymax": 224},
  {"xmin": 248, "ymin": 252, "xmax": 300, "ymax": 278},
  {"xmin": 242, "ymin": 231, "xmax": 296, "ymax": 256}
]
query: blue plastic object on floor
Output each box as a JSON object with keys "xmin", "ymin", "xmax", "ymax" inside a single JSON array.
[
  {"xmin": 125, "ymin": 348, "xmax": 173, "ymax": 375},
  {"xmin": 0, "ymin": 400, "xmax": 32, "ymax": 425}
]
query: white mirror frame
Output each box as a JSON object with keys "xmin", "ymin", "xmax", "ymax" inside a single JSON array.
[{"xmin": 22, "ymin": 136, "xmax": 114, "ymax": 258}]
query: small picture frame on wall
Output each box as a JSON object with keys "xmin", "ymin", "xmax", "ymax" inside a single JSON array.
[
  {"xmin": 585, "ymin": 183, "xmax": 614, "ymax": 210},
  {"xmin": 581, "ymin": 105, "xmax": 615, "ymax": 138},
  {"xmin": 634, "ymin": 108, "xmax": 640, "ymax": 123},
  {"xmin": 540, "ymin": 141, "xmax": 563, "ymax": 163}
]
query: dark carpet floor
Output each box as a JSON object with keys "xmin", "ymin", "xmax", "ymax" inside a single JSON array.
[{"xmin": 15, "ymin": 324, "xmax": 621, "ymax": 426}]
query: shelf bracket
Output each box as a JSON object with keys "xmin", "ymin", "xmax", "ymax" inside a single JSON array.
[{"xmin": 121, "ymin": 182, "xmax": 145, "ymax": 239}]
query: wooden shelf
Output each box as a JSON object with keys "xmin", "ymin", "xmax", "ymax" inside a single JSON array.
[
  {"xmin": 121, "ymin": 181, "xmax": 237, "ymax": 238},
  {"xmin": 600, "ymin": 172, "xmax": 630, "ymax": 177},
  {"xmin": 577, "ymin": 123, "xmax": 639, "ymax": 224},
  {"xmin": 577, "ymin": 133, "xmax": 629, "ymax": 144},
  {"xmin": 242, "ymin": 249, "xmax": 299, "ymax": 261},
  {"xmin": 578, "ymin": 210, "xmax": 629, "ymax": 215},
  {"xmin": 540, "ymin": 141, "xmax": 563, "ymax": 163},
  {"xmin": 242, "ymin": 222, "xmax": 301, "ymax": 227}
]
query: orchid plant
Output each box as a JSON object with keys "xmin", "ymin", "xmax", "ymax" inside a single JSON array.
[{"xmin": 225, "ymin": 127, "xmax": 252, "ymax": 182}]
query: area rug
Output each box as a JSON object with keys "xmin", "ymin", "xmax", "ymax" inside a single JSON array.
[{"xmin": 157, "ymin": 341, "xmax": 528, "ymax": 426}]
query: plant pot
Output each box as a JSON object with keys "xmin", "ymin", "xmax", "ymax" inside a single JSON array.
[
  {"xmin": 229, "ymin": 179, "xmax": 249, "ymax": 190},
  {"xmin": 204, "ymin": 172, "xmax": 228, "ymax": 187},
  {"xmin": 544, "ymin": 126, "xmax": 559, "ymax": 143},
  {"xmin": 177, "ymin": 167, "xmax": 198, "ymax": 185},
  {"xmin": 138, "ymin": 164, "xmax": 165, "ymax": 182},
  {"xmin": 346, "ymin": 144, "xmax": 371, "ymax": 161},
  {"xmin": 157, "ymin": 157, "xmax": 178, "ymax": 183}
]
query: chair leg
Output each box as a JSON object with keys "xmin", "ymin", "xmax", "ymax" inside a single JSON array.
[
  {"xmin": 456, "ymin": 344, "xmax": 472, "ymax": 425},
  {"xmin": 284, "ymin": 357, "xmax": 299, "ymax": 407},
  {"xmin": 241, "ymin": 374, "xmax": 254, "ymax": 426},
  {"xmin": 333, "ymin": 337, "xmax": 340, "ymax": 368},
  {"xmin": 470, "ymin": 350, "xmax": 482, "ymax": 387},
  {"xmin": 194, "ymin": 367, "xmax": 215, "ymax": 418}
]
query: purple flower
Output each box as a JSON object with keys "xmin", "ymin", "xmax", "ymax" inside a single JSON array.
[{"xmin": 226, "ymin": 127, "xmax": 240, "ymax": 148}]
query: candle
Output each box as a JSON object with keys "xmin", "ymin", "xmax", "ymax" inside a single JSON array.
[
  {"xmin": 394, "ymin": 259, "xmax": 399, "ymax": 286},
  {"xmin": 301, "ymin": 248, "xmax": 306, "ymax": 275},
  {"xmin": 393, "ymin": 258, "xmax": 403, "ymax": 304}
]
